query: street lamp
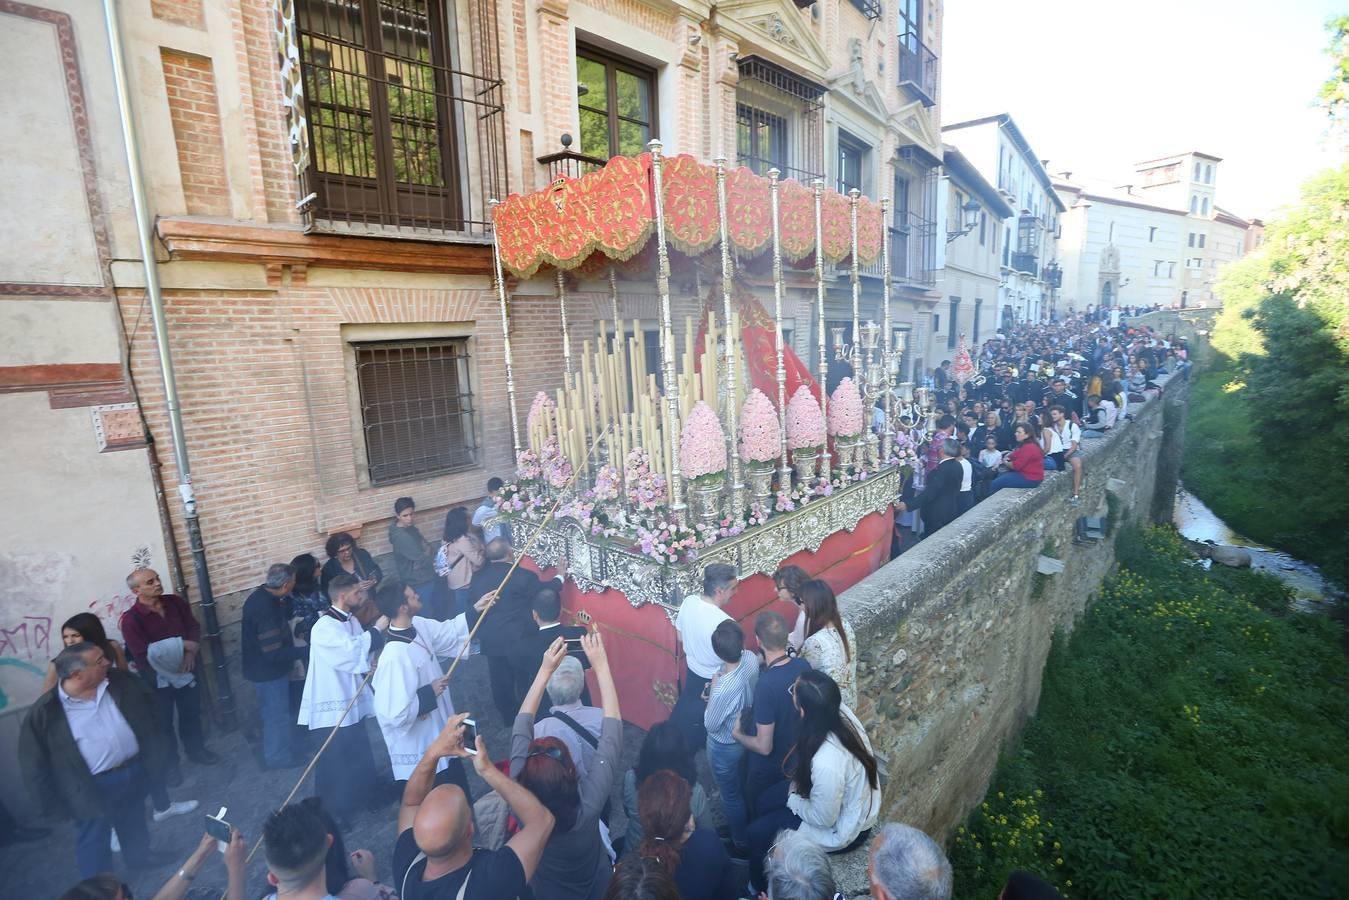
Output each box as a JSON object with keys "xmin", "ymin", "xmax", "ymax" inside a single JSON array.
[{"xmin": 946, "ymin": 198, "xmax": 982, "ymax": 242}]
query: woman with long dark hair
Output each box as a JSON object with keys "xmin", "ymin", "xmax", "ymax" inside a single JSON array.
[
  {"xmin": 744, "ymin": 670, "xmax": 881, "ymax": 895},
  {"xmin": 797, "ymin": 579, "xmax": 857, "ymax": 708},
  {"xmin": 635, "ymin": 769, "xmax": 738, "ymax": 899},
  {"xmin": 288, "ymin": 552, "xmax": 327, "ymax": 643},
  {"xmin": 620, "ymin": 720, "xmax": 714, "ymax": 855},
  {"xmin": 435, "ymin": 506, "xmax": 483, "ymax": 617}
]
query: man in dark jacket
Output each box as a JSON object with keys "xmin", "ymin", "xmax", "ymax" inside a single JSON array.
[
  {"xmin": 898, "ymin": 438, "xmax": 965, "ymax": 536},
  {"xmin": 242, "ymin": 562, "xmax": 308, "ymax": 770},
  {"xmin": 467, "ymin": 538, "xmax": 566, "ymax": 723},
  {"xmin": 20, "ymin": 642, "xmax": 175, "ymax": 877},
  {"xmin": 509, "ymin": 586, "xmax": 591, "ymax": 712},
  {"xmin": 387, "ymin": 496, "xmax": 438, "ymax": 603}
]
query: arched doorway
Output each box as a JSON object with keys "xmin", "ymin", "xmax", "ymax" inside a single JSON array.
[{"xmin": 1100, "ymin": 281, "xmax": 1114, "ymax": 308}]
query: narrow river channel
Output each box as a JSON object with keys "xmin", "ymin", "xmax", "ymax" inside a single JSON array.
[{"xmin": 1173, "ymin": 483, "xmax": 1343, "ymax": 609}]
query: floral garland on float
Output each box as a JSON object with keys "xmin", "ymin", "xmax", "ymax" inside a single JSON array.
[
  {"xmin": 828, "ymin": 377, "xmax": 865, "ymax": 472},
  {"xmin": 786, "ymin": 384, "xmax": 826, "ymax": 483},
  {"xmin": 738, "ymin": 389, "xmax": 779, "ymax": 506}
]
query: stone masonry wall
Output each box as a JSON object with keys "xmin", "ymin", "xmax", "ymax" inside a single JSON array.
[{"xmin": 840, "ymin": 373, "xmax": 1190, "ymax": 843}]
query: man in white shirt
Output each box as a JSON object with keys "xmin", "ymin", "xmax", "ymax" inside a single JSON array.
[
  {"xmin": 371, "ymin": 578, "xmax": 475, "ymax": 797},
  {"xmin": 671, "ymin": 563, "xmax": 736, "ymax": 754},
  {"xmin": 299, "ymin": 572, "xmax": 390, "ymax": 822},
  {"xmin": 19, "ymin": 643, "xmax": 175, "ymax": 876}
]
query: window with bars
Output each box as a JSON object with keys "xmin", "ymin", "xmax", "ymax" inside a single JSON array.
[
  {"xmin": 576, "ymin": 46, "xmax": 657, "ymax": 160},
  {"xmin": 735, "ymin": 56, "xmax": 825, "ymax": 184},
  {"xmin": 295, "ymin": 0, "xmax": 506, "ymax": 236},
  {"xmin": 737, "ymin": 104, "xmax": 788, "ymax": 176},
  {"xmin": 353, "ymin": 338, "xmax": 477, "ymax": 484}
]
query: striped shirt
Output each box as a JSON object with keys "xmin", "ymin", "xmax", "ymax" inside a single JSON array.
[{"xmin": 704, "ymin": 649, "xmax": 760, "ymax": 745}]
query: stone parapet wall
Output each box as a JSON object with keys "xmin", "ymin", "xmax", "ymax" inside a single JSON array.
[{"xmin": 840, "ymin": 374, "xmax": 1189, "ymax": 843}]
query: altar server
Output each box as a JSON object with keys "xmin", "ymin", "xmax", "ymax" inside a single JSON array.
[
  {"xmin": 298, "ymin": 572, "xmax": 389, "ymax": 820},
  {"xmin": 370, "ymin": 578, "xmax": 476, "ymax": 797}
]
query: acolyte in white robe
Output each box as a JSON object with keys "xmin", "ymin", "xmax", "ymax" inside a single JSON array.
[
  {"xmin": 372, "ymin": 614, "xmax": 475, "ymax": 779},
  {"xmin": 298, "ymin": 607, "xmax": 376, "ymax": 729}
]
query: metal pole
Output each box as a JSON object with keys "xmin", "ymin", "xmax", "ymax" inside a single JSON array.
[
  {"xmin": 102, "ymin": 0, "xmax": 234, "ymax": 728},
  {"xmin": 648, "ymin": 140, "xmax": 685, "ymax": 523},
  {"xmin": 880, "ymin": 197, "xmax": 894, "ymax": 464},
  {"xmin": 714, "ymin": 157, "xmax": 744, "ymax": 516},
  {"xmin": 813, "ymin": 180, "xmax": 831, "ymax": 483},
  {"xmin": 849, "ymin": 189, "xmax": 862, "ymax": 377},
  {"xmin": 556, "ymin": 270, "xmax": 573, "ymax": 377},
  {"xmin": 768, "ymin": 169, "xmax": 792, "ymax": 489},
  {"xmin": 489, "ymin": 200, "xmax": 523, "ymax": 454}
]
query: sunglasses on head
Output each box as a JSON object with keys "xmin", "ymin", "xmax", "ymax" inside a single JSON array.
[{"xmin": 528, "ymin": 745, "xmax": 565, "ymax": 763}]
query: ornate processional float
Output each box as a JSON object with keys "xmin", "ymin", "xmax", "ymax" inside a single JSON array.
[{"xmin": 487, "ymin": 143, "xmax": 936, "ymax": 726}]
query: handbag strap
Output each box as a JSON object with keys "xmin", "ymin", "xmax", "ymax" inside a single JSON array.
[
  {"xmin": 551, "ymin": 710, "xmax": 600, "ymax": 749},
  {"xmin": 401, "ymin": 850, "xmax": 474, "ymax": 900}
]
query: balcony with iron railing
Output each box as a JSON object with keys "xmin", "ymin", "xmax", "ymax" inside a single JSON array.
[
  {"xmin": 537, "ymin": 134, "xmax": 608, "ymax": 181},
  {"xmin": 897, "ymin": 32, "xmax": 938, "ymax": 108},
  {"xmin": 1010, "ymin": 251, "xmax": 1038, "ymax": 274}
]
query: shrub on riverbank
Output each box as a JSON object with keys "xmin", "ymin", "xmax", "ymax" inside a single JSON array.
[
  {"xmin": 948, "ymin": 525, "xmax": 1349, "ymax": 899},
  {"xmin": 1181, "ymin": 364, "xmax": 1349, "ymax": 584}
]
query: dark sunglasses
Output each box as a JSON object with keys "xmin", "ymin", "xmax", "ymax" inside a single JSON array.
[{"xmin": 528, "ymin": 745, "xmax": 564, "ymax": 763}]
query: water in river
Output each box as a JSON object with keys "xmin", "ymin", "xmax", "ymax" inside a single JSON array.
[{"xmin": 1173, "ymin": 484, "xmax": 1343, "ymax": 608}]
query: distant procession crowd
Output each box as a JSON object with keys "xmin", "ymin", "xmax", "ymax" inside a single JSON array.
[{"xmin": 22, "ymin": 305, "xmax": 1188, "ymax": 900}]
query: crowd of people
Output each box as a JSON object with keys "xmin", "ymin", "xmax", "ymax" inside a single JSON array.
[
  {"xmin": 17, "ymin": 312, "xmax": 1190, "ymax": 899},
  {"xmin": 888, "ymin": 312, "xmax": 1187, "ymax": 544}
]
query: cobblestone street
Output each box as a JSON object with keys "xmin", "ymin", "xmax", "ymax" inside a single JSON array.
[{"xmin": 4, "ymin": 655, "xmax": 649, "ymax": 899}]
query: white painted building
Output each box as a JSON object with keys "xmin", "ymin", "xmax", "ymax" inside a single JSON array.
[
  {"xmin": 942, "ymin": 114, "xmax": 1066, "ymax": 328},
  {"xmin": 1054, "ymin": 152, "xmax": 1258, "ymax": 311},
  {"xmin": 929, "ymin": 144, "xmax": 1014, "ymax": 363}
]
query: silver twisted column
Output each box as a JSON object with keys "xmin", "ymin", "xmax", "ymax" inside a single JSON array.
[
  {"xmin": 714, "ymin": 156, "xmax": 744, "ymax": 515},
  {"xmin": 648, "ymin": 140, "xmax": 685, "ymax": 522},
  {"xmin": 489, "ymin": 198, "xmax": 521, "ymax": 454}
]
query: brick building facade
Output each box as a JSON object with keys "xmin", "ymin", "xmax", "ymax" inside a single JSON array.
[{"xmin": 0, "ymin": 0, "xmax": 947, "ymax": 756}]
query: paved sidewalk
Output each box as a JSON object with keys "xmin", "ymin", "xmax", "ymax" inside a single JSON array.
[{"xmin": 2, "ymin": 655, "xmax": 649, "ymax": 899}]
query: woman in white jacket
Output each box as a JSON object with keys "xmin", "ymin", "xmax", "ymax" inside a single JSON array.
[{"xmin": 744, "ymin": 669, "xmax": 881, "ymax": 895}]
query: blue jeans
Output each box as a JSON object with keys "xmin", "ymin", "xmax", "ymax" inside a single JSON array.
[
  {"xmin": 989, "ymin": 472, "xmax": 1042, "ymax": 493},
  {"xmin": 255, "ymin": 676, "xmax": 295, "ymax": 766},
  {"xmin": 706, "ymin": 738, "xmax": 748, "ymax": 846},
  {"xmin": 75, "ymin": 762, "xmax": 151, "ymax": 877},
  {"xmin": 450, "ymin": 586, "xmax": 472, "ymax": 618}
]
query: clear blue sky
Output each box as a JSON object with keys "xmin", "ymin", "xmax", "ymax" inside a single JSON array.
[{"xmin": 941, "ymin": 0, "xmax": 1345, "ymax": 220}]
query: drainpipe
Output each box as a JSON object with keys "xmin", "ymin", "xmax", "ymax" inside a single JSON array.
[{"xmin": 102, "ymin": 0, "xmax": 235, "ymax": 729}]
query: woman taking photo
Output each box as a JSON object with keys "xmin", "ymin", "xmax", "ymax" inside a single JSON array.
[
  {"xmin": 436, "ymin": 506, "xmax": 484, "ymax": 617},
  {"xmin": 797, "ymin": 580, "xmax": 857, "ymax": 709},
  {"xmin": 512, "ymin": 633, "xmax": 622, "ymax": 900},
  {"xmin": 743, "ymin": 669, "xmax": 881, "ymax": 895},
  {"xmin": 635, "ymin": 769, "xmax": 738, "ymax": 899},
  {"xmin": 989, "ymin": 423, "xmax": 1045, "ymax": 494}
]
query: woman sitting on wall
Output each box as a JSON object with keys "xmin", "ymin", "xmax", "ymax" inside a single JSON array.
[
  {"xmin": 989, "ymin": 423, "xmax": 1045, "ymax": 494},
  {"xmin": 743, "ymin": 669, "xmax": 881, "ymax": 896}
]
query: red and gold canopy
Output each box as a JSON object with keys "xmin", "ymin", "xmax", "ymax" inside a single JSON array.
[{"xmin": 493, "ymin": 153, "xmax": 885, "ymax": 279}]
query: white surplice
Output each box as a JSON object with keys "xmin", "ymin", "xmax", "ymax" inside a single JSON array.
[
  {"xmin": 298, "ymin": 606, "xmax": 375, "ymax": 729},
  {"xmin": 372, "ymin": 614, "xmax": 474, "ymax": 779}
]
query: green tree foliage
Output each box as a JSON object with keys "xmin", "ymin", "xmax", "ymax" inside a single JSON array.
[
  {"xmin": 1203, "ymin": 162, "xmax": 1349, "ymax": 580},
  {"xmin": 1320, "ymin": 15, "xmax": 1349, "ymax": 138},
  {"xmin": 949, "ymin": 526, "xmax": 1349, "ymax": 900}
]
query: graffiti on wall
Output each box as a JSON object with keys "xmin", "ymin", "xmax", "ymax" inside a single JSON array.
[{"xmin": 0, "ymin": 546, "xmax": 153, "ymax": 711}]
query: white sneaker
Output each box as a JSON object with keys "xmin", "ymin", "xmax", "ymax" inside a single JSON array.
[
  {"xmin": 153, "ymin": 799, "xmax": 200, "ymax": 822},
  {"xmin": 110, "ymin": 829, "xmax": 120, "ymax": 853}
]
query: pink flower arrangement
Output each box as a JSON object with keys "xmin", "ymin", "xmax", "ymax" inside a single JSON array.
[
  {"xmin": 828, "ymin": 377, "xmax": 864, "ymax": 438},
  {"xmin": 738, "ymin": 389, "xmax": 779, "ymax": 465},
  {"xmin": 679, "ymin": 401, "xmax": 728, "ymax": 480},
  {"xmin": 786, "ymin": 385, "xmax": 826, "ymax": 451},
  {"xmin": 540, "ymin": 437, "xmax": 573, "ymax": 489},
  {"xmin": 624, "ymin": 448, "xmax": 667, "ymax": 511},
  {"xmin": 515, "ymin": 448, "xmax": 541, "ymax": 482},
  {"xmin": 527, "ymin": 391, "xmax": 556, "ymax": 435},
  {"xmin": 591, "ymin": 463, "xmax": 621, "ymax": 502}
]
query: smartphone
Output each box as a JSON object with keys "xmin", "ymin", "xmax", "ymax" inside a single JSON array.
[
  {"xmin": 564, "ymin": 638, "xmax": 584, "ymax": 650},
  {"xmin": 205, "ymin": 807, "xmax": 231, "ymax": 849},
  {"xmin": 461, "ymin": 717, "xmax": 478, "ymax": 754}
]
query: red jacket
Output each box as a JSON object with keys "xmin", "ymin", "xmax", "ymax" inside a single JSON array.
[
  {"xmin": 1008, "ymin": 442, "xmax": 1045, "ymax": 482},
  {"xmin": 119, "ymin": 594, "xmax": 201, "ymax": 673}
]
